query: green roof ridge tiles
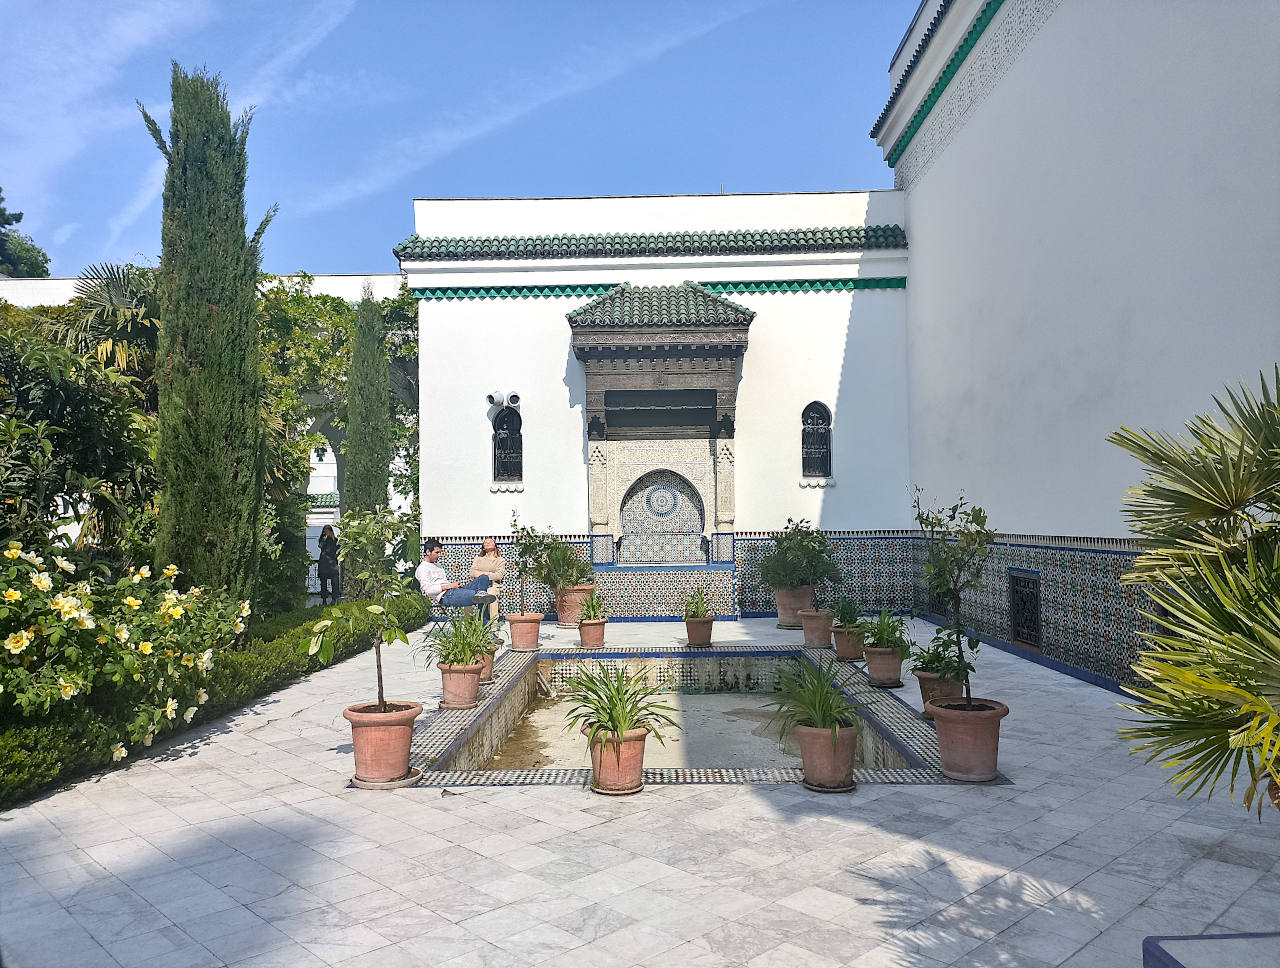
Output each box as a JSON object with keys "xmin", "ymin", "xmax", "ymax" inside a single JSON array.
[
  {"xmin": 870, "ymin": 0, "xmax": 958, "ymax": 139},
  {"xmin": 410, "ymin": 278, "xmax": 907, "ymax": 300},
  {"xmin": 567, "ymin": 281, "xmax": 755, "ymax": 327},
  {"xmin": 393, "ymin": 224, "xmax": 907, "ymax": 262},
  {"xmin": 309, "ymin": 492, "xmax": 340, "ymax": 508}
]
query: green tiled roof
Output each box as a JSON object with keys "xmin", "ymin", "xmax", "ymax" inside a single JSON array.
[
  {"xmin": 308, "ymin": 492, "xmax": 340, "ymax": 508},
  {"xmin": 567, "ymin": 282, "xmax": 754, "ymax": 328},
  {"xmin": 393, "ymin": 225, "xmax": 907, "ymax": 262}
]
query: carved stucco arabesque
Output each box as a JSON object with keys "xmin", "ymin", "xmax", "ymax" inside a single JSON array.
[
  {"xmin": 592, "ymin": 439, "xmax": 728, "ymax": 538},
  {"xmin": 893, "ymin": 0, "xmax": 1065, "ymax": 191}
]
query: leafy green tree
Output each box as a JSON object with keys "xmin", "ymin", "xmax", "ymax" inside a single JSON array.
[
  {"xmin": 343, "ymin": 286, "xmax": 392, "ymax": 513},
  {"xmin": 0, "ymin": 188, "xmax": 50, "ymax": 278},
  {"xmin": 1111, "ymin": 369, "xmax": 1280, "ymax": 813},
  {"xmin": 140, "ymin": 64, "xmax": 275, "ymax": 602}
]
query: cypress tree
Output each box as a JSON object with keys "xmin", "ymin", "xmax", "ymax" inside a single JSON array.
[
  {"xmin": 141, "ymin": 64, "xmax": 275, "ymax": 600},
  {"xmin": 344, "ymin": 286, "xmax": 392, "ymax": 512}
]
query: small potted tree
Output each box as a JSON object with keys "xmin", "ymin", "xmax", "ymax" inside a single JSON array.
[
  {"xmin": 506, "ymin": 512, "xmax": 552, "ymax": 651},
  {"xmin": 305, "ymin": 509, "xmax": 421, "ymax": 788},
  {"xmin": 544, "ymin": 540, "xmax": 596, "ymax": 629},
  {"xmin": 915, "ymin": 490, "xmax": 1007, "ymax": 781},
  {"xmin": 758, "ymin": 518, "xmax": 840, "ymax": 629},
  {"xmin": 563, "ymin": 665, "xmax": 679, "ymax": 795},
  {"xmin": 832, "ymin": 597, "xmax": 865, "ymax": 661},
  {"xmin": 797, "ymin": 604, "xmax": 834, "ymax": 648},
  {"xmin": 862, "ymin": 610, "xmax": 911, "ymax": 687},
  {"xmin": 684, "ymin": 586, "xmax": 715, "ymax": 647},
  {"xmin": 767, "ymin": 658, "xmax": 864, "ymax": 793},
  {"xmin": 577, "ymin": 589, "xmax": 607, "ymax": 649},
  {"xmin": 418, "ymin": 610, "xmax": 489, "ymax": 709},
  {"xmin": 910, "ymin": 626, "xmax": 970, "ymax": 719}
]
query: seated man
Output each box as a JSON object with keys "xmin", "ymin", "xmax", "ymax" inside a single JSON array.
[{"xmin": 415, "ymin": 538, "xmax": 498, "ymax": 610}]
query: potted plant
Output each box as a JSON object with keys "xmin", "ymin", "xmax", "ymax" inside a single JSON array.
[
  {"xmin": 767, "ymin": 658, "xmax": 864, "ymax": 793},
  {"xmin": 542, "ymin": 539, "xmax": 596, "ymax": 629},
  {"xmin": 863, "ymin": 609, "xmax": 911, "ymax": 688},
  {"xmin": 418, "ymin": 609, "xmax": 489, "ymax": 710},
  {"xmin": 758, "ymin": 518, "xmax": 840, "ymax": 629},
  {"xmin": 797, "ymin": 604, "xmax": 834, "ymax": 648},
  {"xmin": 305, "ymin": 509, "xmax": 421, "ymax": 787},
  {"xmin": 915, "ymin": 491, "xmax": 1006, "ymax": 781},
  {"xmin": 577, "ymin": 589, "xmax": 607, "ymax": 649},
  {"xmin": 832, "ymin": 597, "xmax": 864, "ymax": 661},
  {"xmin": 910, "ymin": 625, "xmax": 971, "ymax": 719},
  {"xmin": 684, "ymin": 586, "xmax": 715, "ymax": 647},
  {"xmin": 506, "ymin": 511, "xmax": 552, "ymax": 651},
  {"xmin": 563, "ymin": 665, "xmax": 679, "ymax": 795}
]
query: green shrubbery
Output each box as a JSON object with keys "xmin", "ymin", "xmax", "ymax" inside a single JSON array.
[{"xmin": 0, "ymin": 593, "xmax": 428, "ymax": 807}]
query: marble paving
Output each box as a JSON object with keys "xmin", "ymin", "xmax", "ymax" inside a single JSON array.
[{"xmin": 2, "ymin": 619, "xmax": 1278, "ymax": 967}]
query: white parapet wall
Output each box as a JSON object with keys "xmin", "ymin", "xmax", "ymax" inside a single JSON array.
[{"xmin": 0, "ymin": 273, "xmax": 405, "ymax": 308}]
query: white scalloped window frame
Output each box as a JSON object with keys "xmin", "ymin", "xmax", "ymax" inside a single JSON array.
[
  {"xmin": 798, "ymin": 478, "xmax": 836, "ymax": 489},
  {"xmin": 490, "ymin": 482, "xmax": 524, "ymax": 493}
]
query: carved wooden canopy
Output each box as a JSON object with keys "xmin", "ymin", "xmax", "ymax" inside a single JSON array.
[{"xmin": 568, "ymin": 282, "xmax": 753, "ymax": 440}]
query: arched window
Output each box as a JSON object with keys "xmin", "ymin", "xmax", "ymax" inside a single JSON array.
[
  {"xmin": 493, "ymin": 408, "xmax": 522, "ymax": 482},
  {"xmin": 801, "ymin": 402, "xmax": 831, "ymax": 478}
]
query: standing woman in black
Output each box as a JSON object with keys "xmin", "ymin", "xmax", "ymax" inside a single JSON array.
[{"xmin": 317, "ymin": 525, "xmax": 340, "ymax": 605}]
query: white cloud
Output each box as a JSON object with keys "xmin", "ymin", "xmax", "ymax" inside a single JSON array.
[
  {"xmin": 52, "ymin": 222, "xmax": 82, "ymax": 246},
  {"xmin": 296, "ymin": 3, "xmax": 768, "ymax": 216},
  {"xmin": 102, "ymin": 0, "xmax": 357, "ymax": 251}
]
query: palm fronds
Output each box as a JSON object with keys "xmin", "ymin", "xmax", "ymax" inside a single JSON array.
[
  {"xmin": 562, "ymin": 665, "xmax": 679, "ymax": 748},
  {"xmin": 766, "ymin": 658, "xmax": 864, "ymax": 749}
]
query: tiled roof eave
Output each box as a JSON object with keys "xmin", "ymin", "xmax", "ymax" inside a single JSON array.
[{"xmin": 870, "ymin": 0, "xmax": 958, "ymax": 139}]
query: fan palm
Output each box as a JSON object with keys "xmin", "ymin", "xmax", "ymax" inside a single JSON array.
[
  {"xmin": 67, "ymin": 263, "xmax": 161, "ymax": 374},
  {"xmin": 1110, "ymin": 366, "xmax": 1280, "ymax": 812}
]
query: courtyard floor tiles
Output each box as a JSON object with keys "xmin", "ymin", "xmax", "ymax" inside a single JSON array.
[{"xmin": 3, "ymin": 617, "xmax": 1279, "ymax": 967}]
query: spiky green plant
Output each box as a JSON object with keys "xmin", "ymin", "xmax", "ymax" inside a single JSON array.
[
  {"xmin": 421, "ymin": 609, "xmax": 495, "ymax": 666},
  {"xmin": 1110, "ymin": 367, "xmax": 1280, "ymax": 813},
  {"xmin": 562, "ymin": 665, "xmax": 679, "ymax": 751},
  {"xmin": 864, "ymin": 610, "xmax": 911, "ymax": 660},
  {"xmin": 767, "ymin": 659, "xmax": 864, "ymax": 749},
  {"xmin": 578, "ymin": 589, "xmax": 607, "ymax": 622},
  {"xmin": 684, "ymin": 586, "xmax": 712, "ymax": 619},
  {"xmin": 833, "ymin": 597, "xmax": 860, "ymax": 628}
]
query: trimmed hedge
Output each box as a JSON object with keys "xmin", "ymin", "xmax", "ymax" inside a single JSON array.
[{"xmin": 0, "ymin": 595, "xmax": 429, "ymax": 808}]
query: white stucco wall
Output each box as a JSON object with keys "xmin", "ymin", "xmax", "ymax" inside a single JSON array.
[
  {"xmin": 0, "ymin": 273, "xmax": 403, "ymax": 308},
  {"xmin": 896, "ymin": 0, "xmax": 1280, "ymax": 536}
]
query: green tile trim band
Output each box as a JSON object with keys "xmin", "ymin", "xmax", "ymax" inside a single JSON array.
[
  {"xmin": 412, "ymin": 278, "xmax": 906, "ymax": 300},
  {"xmin": 885, "ymin": 0, "xmax": 1005, "ymax": 169}
]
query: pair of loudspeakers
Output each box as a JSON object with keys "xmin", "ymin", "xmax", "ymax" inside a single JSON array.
[{"xmin": 486, "ymin": 391, "xmax": 520, "ymax": 408}]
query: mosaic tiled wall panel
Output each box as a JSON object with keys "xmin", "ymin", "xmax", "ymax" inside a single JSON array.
[
  {"xmin": 436, "ymin": 538, "xmax": 590, "ymax": 617},
  {"xmin": 735, "ymin": 535, "xmax": 917, "ymax": 615},
  {"xmin": 928, "ymin": 539, "xmax": 1155, "ymax": 685},
  {"xmin": 594, "ymin": 568, "xmax": 736, "ymax": 619},
  {"xmin": 617, "ymin": 533, "xmax": 706, "ymax": 564},
  {"xmin": 620, "ymin": 470, "xmax": 704, "ymax": 535},
  {"xmin": 540, "ymin": 656, "xmax": 785, "ymax": 694}
]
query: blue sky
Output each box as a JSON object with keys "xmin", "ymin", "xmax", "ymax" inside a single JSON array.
[{"xmin": 1, "ymin": 0, "xmax": 919, "ymax": 277}]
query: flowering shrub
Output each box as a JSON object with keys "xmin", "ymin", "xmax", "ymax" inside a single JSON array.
[{"xmin": 0, "ymin": 541, "xmax": 243, "ymax": 762}]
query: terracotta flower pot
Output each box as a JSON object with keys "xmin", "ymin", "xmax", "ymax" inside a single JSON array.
[
  {"xmin": 343, "ymin": 701, "xmax": 423, "ymax": 783},
  {"xmin": 579, "ymin": 618, "xmax": 606, "ymax": 649},
  {"xmin": 506, "ymin": 612, "xmax": 543, "ymax": 651},
  {"xmin": 927, "ymin": 697, "xmax": 1009, "ymax": 782},
  {"xmin": 685, "ymin": 616, "xmax": 714, "ymax": 647},
  {"xmin": 863, "ymin": 646, "xmax": 904, "ymax": 688},
  {"xmin": 438, "ymin": 661, "xmax": 484, "ymax": 710},
  {"xmin": 798, "ymin": 608, "xmax": 834, "ymax": 648},
  {"xmin": 773, "ymin": 585, "xmax": 814, "ymax": 629},
  {"xmin": 556, "ymin": 584, "xmax": 596, "ymax": 629},
  {"xmin": 478, "ymin": 650, "xmax": 494, "ymax": 683},
  {"xmin": 912, "ymin": 669, "xmax": 962, "ymax": 719},
  {"xmin": 794, "ymin": 723, "xmax": 857, "ymax": 793},
  {"xmin": 584, "ymin": 726, "xmax": 649, "ymax": 795},
  {"xmin": 1270, "ymin": 779, "xmax": 1280, "ymax": 812},
  {"xmin": 833, "ymin": 625, "xmax": 865, "ymax": 661}
]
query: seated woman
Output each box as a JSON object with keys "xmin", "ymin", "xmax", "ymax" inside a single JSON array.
[{"xmin": 469, "ymin": 538, "xmax": 506, "ymax": 625}]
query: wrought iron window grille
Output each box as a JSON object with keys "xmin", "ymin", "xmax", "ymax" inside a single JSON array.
[
  {"xmin": 1009, "ymin": 570, "xmax": 1041, "ymax": 649},
  {"xmin": 801, "ymin": 401, "xmax": 832, "ymax": 478},
  {"xmin": 492, "ymin": 407, "xmax": 523, "ymax": 482}
]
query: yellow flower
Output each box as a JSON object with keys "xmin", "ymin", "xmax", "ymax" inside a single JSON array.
[
  {"xmin": 181, "ymin": 654, "xmax": 195, "ymax": 667},
  {"xmin": 111, "ymin": 742, "xmax": 127, "ymax": 762},
  {"xmin": 143, "ymin": 731, "xmax": 153, "ymax": 747},
  {"xmin": 239, "ymin": 600, "xmax": 251, "ymax": 617},
  {"xmin": 115, "ymin": 626, "xmax": 130, "ymax": 644},
  {"xmin": 3, "ymin": 549, "xmax": 19, "ymax": 560},
  {"xmin": 196, "ymin": 688, "xmax": 208, "ymax": 704},
  {"xmin": 7, "ymin": 541, "xmax": 20, "ymax": 551},
  {"xmin": 4, "ymin": 630, "xmax": 32, "ymax": 655},
  {"xmin": 97, "ymin": 635, "xmax": 108, "ymax": 644},
  {"xmin": 168, "ymin": 605, "xmax": 184, "ymax": 620},
  {"xmin": 163, "ymin": 565, "xmax": 178, "ymax": 578},
  {"xmin": 19, "ymin": 552, "xmax": 42, "ymax": 567},
  {"xmin": 30, "ymin": 572, "xmax": 52, "ymax": 592},
  {"xmin": 54, "ymin": 557, "xmax": 75, "ymax": 574},
  {"xmin": 232, "ymin": 618, "xmax": 245, "ymax": 634},
  {"xmin": 75, "ymin": 614, "xmax": 96, "ymax": 630},
  {"xmin": 124, "ymin": 597, "xmax": 142, "ymax": 609},
  {"xmin": 163, "ymin": 698, "xmax": 177, "ymax": 720},
  {"xmin": 183, "ymin": 707, "xmax": 197, "ymax": 723},
  {"xmin": 195, "ymin": 649, "xmax": 214, "ymax": 673},
  {"xmin": 3, "ymin": 588, "xmax": 20, "ymax": 602},
  {"xmin": 52, "ymin": 595, "xmax": 81, "ymax": 620},
  {"xmin": 137, "ymin": 565, "xmax": 151, "ymax": 579},
  {"xmin": 138, "ymin": 641, "xmax": 153, "ymax": 655},
  {"xmin": 58, "ymin": 678, "xmax": 78, "ymax": 700}
]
